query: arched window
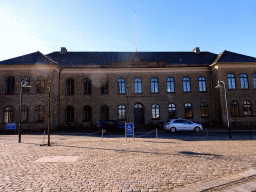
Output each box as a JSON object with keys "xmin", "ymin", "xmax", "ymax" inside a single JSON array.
[
  {"xmin": 200, "ymin": 102, "xmax": 209, "ymax": 117},
  {"xmin": 83, "ymin": 105, "xmax": 92, "ymax": 122},
  {"xmin": 198, "ymin": 77, "xmax": 206, "ymax": 92},
  {"xmin": 183, "ymin": 77, "xmax": 191, "ymax": 92},
  {"xmin": 135, "ymin": 103, "xmax": 142, "ymax": 108},
  {"xmin": 118, "ymin": 105, "xmax": 126, "ymax": 120},
  {"xmin": 66, "ymin": 78, "xmax": 74, "ymax": 95},
  {"xmin": 35, "ymin": 105, "xmax": 44, "ymax": 122},
  {"xmin": 36, "ymin": 76, "xmax": 45, "ymax": 93},
  {"xmin": 65, "ymin": 106, "xmax": 74, "ymax": 122},
  {"xmin": 243, "ymin": 100, "xmax": 252, "ymax": 116},
  {"xmin": 230, "ymin": 101, "xmax": 239, "ymax": 117},
  {"xmin": 151, "ymin": 78, "xmax": 159, "ymax": 93},
  {"xmin": 167, "ymin": 77, "xmax": 175, "ymax": 93},
  {"xmin": 227, "ymin": 74, "xmax": 236, "ymax": 89},
  {"xmin": 21, "ymin": 105, "xmax": 29, "ymax": 122},
  {"xmin": 22, "ymin": 76, "xmax": 30, "ymax": 93},
  {"xmin": 168, "ymin": 104, "xmax": 176, "ymax": 119},
  {"xmin": 5, "ymin": 76, "xmax": 15, "ymax": 94},
  {"xmin": 134, "ymin": 78, "xmax": 142, "ymax": 93},
  {"xmin": 240, "ymin": 73, "xmax": 248, "ymax": 89},
  {"xmin": 101, "ymin": 105, "xmax": 109, "ymax": 120},
  {"xmin": 118, "ymin": 78, "xmax": 125, "ymax": 94},
  {"xmin": 253, "ymin": 73, "xmax": 256, "ymax": 89},
  {"xmin": 185, "ymin": 103, "xmax": 193, "ymax": 118},
  {"xmin": 100, "ymin": 78, "xmax": 108, "ymax": 94},
  {"xmin": 83, "ymin": 78, "xmax": 91, "ymax": 95},
  {"xmin": 4, "ymin": 106, "xmax": 14, "ymax": 123},
  {"xmin": 152, "ymin": 104, "xmax": 160, "ymax": 119}
]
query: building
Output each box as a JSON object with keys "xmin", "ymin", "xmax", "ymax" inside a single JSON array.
[{"xmin": 0, "ymin": 47, "xmax": 255, "ymax": 131}]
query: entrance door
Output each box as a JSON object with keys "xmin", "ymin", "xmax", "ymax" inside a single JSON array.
[{"xmin": 134, "ymin": 103, "xmax": 144, "ymax": 124}]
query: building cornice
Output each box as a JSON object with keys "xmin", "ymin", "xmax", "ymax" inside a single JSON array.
[{"xmin": 0, "ymin": 64, "xmax": 61, "ymax": 72}]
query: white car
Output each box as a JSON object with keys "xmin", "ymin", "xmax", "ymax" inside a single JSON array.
[{"xmin": 164, "ymin": 119, "xmax": 203, "ymax": 132}]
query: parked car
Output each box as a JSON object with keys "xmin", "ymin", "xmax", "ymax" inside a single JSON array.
[
  {"xmin": 97, "ymin": 120, "xmax": 129, "ymax": 133},
  {"xmin": 163, "ymin": 119, "xmax": 203, "ymax": 132}
]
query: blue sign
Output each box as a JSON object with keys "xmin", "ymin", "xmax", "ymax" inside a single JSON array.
[
  {"xmin": 6, "ymin": 123, "xmax": 16, "ymax": 130},
  {"xmin": 125, "ymin": 123, "xmax": 134, "ymax": 135}
]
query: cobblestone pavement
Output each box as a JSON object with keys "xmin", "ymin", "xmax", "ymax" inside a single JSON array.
[{"xmin": 0, "ymin": 132, "xmax": 256, "ymax": 191}]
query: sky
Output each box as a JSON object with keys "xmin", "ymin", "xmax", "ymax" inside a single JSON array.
[{"xmin": 0, "ymin": 0, "xmax": 256, "ymax": 61}]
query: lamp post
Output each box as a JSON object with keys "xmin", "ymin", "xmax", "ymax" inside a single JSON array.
[
  {"xmin": 19, "ymin": 79, "xmax": 32, "ymax": 143},
  {"xmin": 215, "ymin": 80, "xmax": 231, "ymax": 139}
]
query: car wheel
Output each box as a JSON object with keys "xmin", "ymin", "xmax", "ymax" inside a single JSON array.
[
  {"xmin": 170, "ymin": 127, "xmax": 176, "ymax": 133},
  {"xmin": 194, "ymin": 127, "xmax": 200, "ymax": 132}
]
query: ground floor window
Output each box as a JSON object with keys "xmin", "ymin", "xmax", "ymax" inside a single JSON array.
[
  {"xmin": 65, "ymin": 106, "xmax": 74, "ymax": 122},
  {"xmin": 118, "ymin": 105, "xmax": 126, "ymax": 120},
  {"xmin": 243, "ymin": 100, "xmax": 252, "ymax": 116},
  {"xmin": 101, "ymin": 105, "xmax": 109, "ymax": 120},
  {"xmin": 21, "ymin": 105, "xmax": 29, "ymax": 122},
  {"xmin": 185, "ymin": 103, "xmax": 193, "ymax": 118},
  {"xmin": 230, "ymin": 101, "xmax": 239, "ymax": 117},
  {"xmin": 200, "ymin": 102, "xmax": 209, "ymax": 118},
  {"xmin": 35, "ymin": 105, "xmax": 44, "ymax": 122},
  {"xmin": 4, "ymin": 106, "xmax": 13, "ymax": 123},
  {"xmin": 83, "ymin": 105, "xmax": 92, "ymax": 122},
  {"xmin": 168, "ymin": 104, "xmax": 176, "ymax": 119}
]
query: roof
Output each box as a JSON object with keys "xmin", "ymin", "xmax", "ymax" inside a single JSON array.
[
  {"xmin": 45, "ymin": 51, "xmax": 218, "ymax": 66},
  {"xmin": 213, "ymin": 50, "xmax": 256, "ymax": 64},
  {"xmin": 0, "ymin": 51, "xmax": 58, "ymax": 65}
]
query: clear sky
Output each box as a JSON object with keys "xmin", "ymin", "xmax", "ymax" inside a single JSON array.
[{"xmin": 0, "ymin": 0, "xmax": 256, "ymax": 61}]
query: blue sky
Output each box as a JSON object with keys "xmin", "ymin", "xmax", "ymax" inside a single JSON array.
[{"xmin": 0, "ymin": 0, "xmax": 256, "ymax": 61}]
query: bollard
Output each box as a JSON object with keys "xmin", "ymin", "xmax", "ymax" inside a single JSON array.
[
  {"xmin": 156, "ymin": 128, "xmax": 158, "ymax": 139},
  {"xmin": 101, "ymin": 129, "xmax": 103, "ymax": 141}
]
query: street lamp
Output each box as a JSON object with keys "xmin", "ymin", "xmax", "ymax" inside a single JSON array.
[
  {"xmin": 215, "ymin": 80, "xmax": 231, "ymax": 139},
  {"xmin": 19, "ymin": 79, "xmax": 32, "ymax": 143}
]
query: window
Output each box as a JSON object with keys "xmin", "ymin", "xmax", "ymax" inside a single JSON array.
[
  {"xmin": 134, "ymin": 78, "xmax": 142, "ymax": 93},
  {"xmin": 240, "ymin": 73, "xmax": 248, "ymax": 89},
  {"xmin": 65, "ymin": 106, "xmax": 74, "ymax": 122},
  {"xmin": 152, "ymin": 104, "xmax": 160, "ymax": 119},
  {"xmin": 185, "ymin": 103, "xmax": 193, "ymax": 118},
  {"xmin": 183, "ymin": 77, "xmax": 191, "ymax": 92},
  {"xmin": 198, "ymin": 77, "xmax": 206, "ymax": 92},
  {"xmin": 66, "ymin": 78, "xmax": 74, "ymax": 95},
  {"xmin": 151, "ymin": 78, "xmax": 159, "ymax": 93},
  {"xmin": 230, "ymin": 101, "xmax": 239, "ymax": 117},
  {"xmin": 83, "ymin": 105, "xmax": 92, "ymax": 122},
  {"xmin": 35, "ymin": 105, "xmax": 44, "ymax": 122},
  {"xmin": 5, "ymin": 76, "xmax": 15, "ymax": 94},
  {"xmin": 200, "ymin": 102, "xmax": 209, "ymax": 118},
  {"xmin": 118, "ymin": 78, "xmax": 125, "ymax": 94},
  {"xmin": 21, "ymin": 105, "xmax": 29, "ymax": 122},
  {"xmin": 100, "ymin": 78, "xmax": 108, "ymax": 94},
  {"xmin": 253, "ymin": 74, "xmax": 256, "ymax": 89},
  {"xmin": 243, "ymin": 100, "xmax": 252, "ymax": 116},
  {"xmin": 167, "ymin": 77, "xmax": 175, "ymax": 93},
  {"xmin": 83, "ymin": 78, "xmax": 91, "ymax": 95},
  {"xmin": 4, "ymin": 106, "xmax": 14, "ymax": 123},
  {"xmin": 22, "ymin": 76, "xmax": 30, "ymax": 93},
  {"xmin": 168, "ymin": 104, "xmax": 176, "ymax": 119},
  {"xmin": 118, "ymin": 105, "xmax": 126, "ymax": 120},
  {"xmin": 101, "ymin": 105, "xmax": 109, "ymax": 120},
  {"xmin": 228, "ymin": 74, "xmax": 236, "ymax": 89},
  {"xmin": 36, "ymin": 76, "xmax": 45, "ymax": 93}
]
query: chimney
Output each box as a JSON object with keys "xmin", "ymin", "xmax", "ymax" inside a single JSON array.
[
  {"xmin": 61, "ymin": 47, "xmax": 67, "ymax": 54},
  {"xmin": 193, "ymin": 47, "xmax": 200, "ymax": 54}
]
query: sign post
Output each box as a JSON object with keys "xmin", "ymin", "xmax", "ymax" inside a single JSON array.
[{"xmin": 125, "ymin": 123, "xmax": 134, "ymax": 141}]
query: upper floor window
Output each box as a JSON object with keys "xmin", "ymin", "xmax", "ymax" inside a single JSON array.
[
  {"xmin": 167, "ymin": 77, "xmax": 175, "ymax": 93},
  {"xmin": 240, "ymin": 73, "xmax": 248, "ymax": 89},
  {"xmin": 65, "ymin": 106, "xmax": 74, "ymax": 122},
  {"xmin": 151, "ymin": 78, "xmax": 159, "ymax": 93},
  {"xmin": 118, "ymin": 78, "xmax": 125, "ymax": 94},
  {"xmin": 35, "ymin": 105, "xmax": 44, "ymax": 122},
  {"xmin": 168, "ymin": 103, "xmax": 176, "ymax": 119},
  {"xmin": 152, "ymin": 104, "xmax": 160, "ymax": 119},
  {"xmin": 83, "ymin": 105, "xmax": 92, "ymax": 122},
  {"xmin": 243, "ymin": 100, "xmax": 252, "ymax": 116},
  {"xmin": 4, "ymin": 106, "xmax": 14, "ymax": 123},
  {"xmin": 118, "ymin": 105, "xmax": 126, "ymax": 120},
  {"xmin": 134, "ymin": 78, "xmax": 142, "ymax": 93},
  {"xmin": 183, "ymin": 77, "xmax": 191, "ymax": 92},
  {"xmin": 200, "ymin": 102, "xmax": 209, "ymax": 118},
  {"xmin": 22, "ymin": 76, "xmax": 30, "ymax": 93},
  {"xmin": 66, "ymin": 78, "xmax": 74, "ymax": 95},
  {"xmin": 185, "ymin": 103, "xmax": 193, "ymax": 118},
  {"xmin": 100, "ymin": 78, "xmax": 108, "ymax": 94},
  {"xmin": 83, "ymin": 78, "xmax": 91, "ymax": 95},
  {"xmin": 230, "ymin": 100, "xmax": 239, "ymax": 117},
  {"xmin": 253, "ymin": 73, "xmax": 256, "ymax": 89},
  {"xmin": 21, "ymin": 105, "xmax": 29, "ymax": 122},
  {"xmin": 198, "ymin": 77, "xmax": 206, "ymax": 92},
  {"xmin": 5, "ymin": 76, "xmax": 15, "ymax": 94},
  {"xmin": 36, "ymin": 76, "xmax": 45, "ymax": 93},
  {"xmin": 227, "ymin": 74, "xmax": 236, "ymax": 89}
]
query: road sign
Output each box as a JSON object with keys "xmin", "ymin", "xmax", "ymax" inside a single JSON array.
[
  {"xmin": 125, "ymin": 123, "xmax": 134, "ymax": 135},
  {"xmin": 6, "ymin": 123, "xmax": 16, "ymax": 130}
]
